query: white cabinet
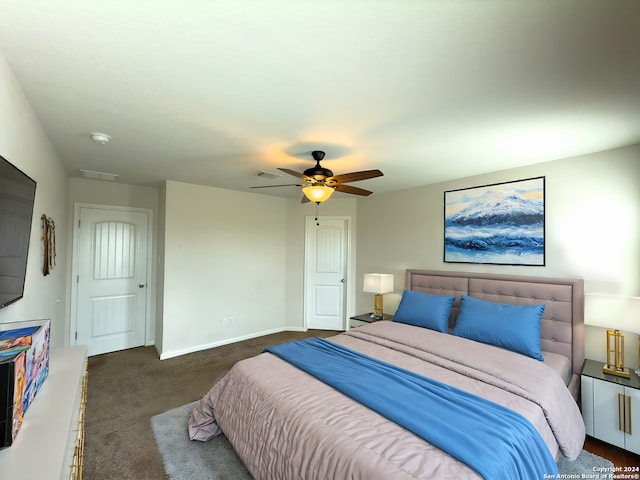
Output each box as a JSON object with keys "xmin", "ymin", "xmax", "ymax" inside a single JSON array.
[
  {"xmin": 0, "ymin": 346, "xmax": 87, "ymax": 479},
  {"xmin": 582, "ymin": 359, "xmax": 640, "ymax": 455}
]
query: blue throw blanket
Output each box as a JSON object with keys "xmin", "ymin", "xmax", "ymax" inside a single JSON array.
[{"xmin": 265, "ymin": 337, "xmax": 559, "ymax": 480}]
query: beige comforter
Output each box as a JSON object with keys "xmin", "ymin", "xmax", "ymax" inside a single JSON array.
[{"xmin": 189, "ymin": 322, "xmax": 585, "ymax": 480}]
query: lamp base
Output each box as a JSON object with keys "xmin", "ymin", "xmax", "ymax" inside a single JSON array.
[
  {"xmin": 603, "ymin": 364, "xmax": 631, "ymax": 378},
  {"xmin": 371, "ymin": 294, "xmax": 384, "ymax": 318}
]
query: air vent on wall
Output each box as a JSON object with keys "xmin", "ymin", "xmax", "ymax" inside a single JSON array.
[
  {"xmin": 255, "ymin": 171, "xmax": 282, "ymax": 179},
  {"xmin": 79, "ymin": 169, "xmax": 119, "ymax": 181}
]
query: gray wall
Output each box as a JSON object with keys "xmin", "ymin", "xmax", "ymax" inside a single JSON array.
[
  {"xmin": 0, "ymin": 51, "xmax": 70, "ymax": 348},
  {"xmin": 355, "ymin": 143, "xmax": 640, "ymax": 363}
]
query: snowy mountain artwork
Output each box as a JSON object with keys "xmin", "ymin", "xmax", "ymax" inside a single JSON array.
[{"xmin": 444, "ymin": 177, "xmax": 545, "ymax": 265}]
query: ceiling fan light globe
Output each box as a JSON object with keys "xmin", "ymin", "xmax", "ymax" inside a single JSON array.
[{"xmin": 303, "ymin": 185, "xmax": 334, "ymax": 203}]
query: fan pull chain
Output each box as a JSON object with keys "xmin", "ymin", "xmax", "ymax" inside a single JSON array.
[{"xmin": 315, "ymin": 202, "xmax": 320, "ymax": 226}]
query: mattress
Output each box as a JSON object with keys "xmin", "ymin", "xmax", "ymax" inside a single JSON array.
[{"xmin": 542, "ymin": 351, "xmax": 573, "ymax": 386}]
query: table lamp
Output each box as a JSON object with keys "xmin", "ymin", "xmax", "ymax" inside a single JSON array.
[
  {"xmin": 363, "ymin": 273, "xmax": 394, "ymax": 319},
  {"xmin": 585, "ymin": 293, "xmax": 640, "ymax": 378}
]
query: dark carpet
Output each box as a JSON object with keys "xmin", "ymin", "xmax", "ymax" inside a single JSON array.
[{"xmin": 85, "ymin": 330, "xmax": 335, "ymax": 479}]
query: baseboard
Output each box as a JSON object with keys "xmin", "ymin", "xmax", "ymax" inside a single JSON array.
[
  {"xmin": 284, "ymin": 326, "xmax": 306, "ymax": 332},
  {"xmin": 159, "ymin": 327, "xmax": 304, "ymax": 360}
]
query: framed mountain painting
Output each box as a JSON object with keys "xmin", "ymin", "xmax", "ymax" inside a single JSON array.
[{"xmin": 444, "ymin": 176, "xmax": 545, "ymax": 266}]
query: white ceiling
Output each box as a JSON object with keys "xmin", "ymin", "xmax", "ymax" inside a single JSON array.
[{"xmin": 1, "ymin": 0, "xmax": 639, "ymax": 199}]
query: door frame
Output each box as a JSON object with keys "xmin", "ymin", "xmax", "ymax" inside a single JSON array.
[
  {"xmin": 303, "ymin": 215, "xmax": 355, "ymax": 331},
  {"xmin": 69, "ymin": 203, "xmax": 154, "ymax": 348}
]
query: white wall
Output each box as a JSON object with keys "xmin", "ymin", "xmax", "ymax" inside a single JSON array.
[
  {"xmin": 159, "ymin": 180, "xmax": 289, "ymax": 358},
  {"xmin": 0, "ymin": 51, "xmax": 69, "ymax": 347},
  {"xmin": 356, "ymin": 143, "xmax": 640, "ymax": 364},
  {"xmin": 155, "ymin": 183, "xmax": 167, "ymax": 354},
  {"xmin": 155, "ymin": 185, "xmax": 357, "ymax": 358}
]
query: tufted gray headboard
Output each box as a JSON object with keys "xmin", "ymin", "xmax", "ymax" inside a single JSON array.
[{"xmin": 405, "ymin": 269, "xmax": 584, "ymax": 399}]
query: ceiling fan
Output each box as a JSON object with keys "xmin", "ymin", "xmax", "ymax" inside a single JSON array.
[{"xmin": 251, "ymin": 150, "xmax": 383, "ymax": 203}]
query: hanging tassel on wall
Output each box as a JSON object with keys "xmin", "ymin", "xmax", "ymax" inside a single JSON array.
[{"xmin": 41, "ymin": 214, "xmax": 56, "ymax": 276}]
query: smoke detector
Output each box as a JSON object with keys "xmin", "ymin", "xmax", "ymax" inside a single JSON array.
[{"xmin": 90, "ymin": 132, "xmax": 111, "ymax": 145}]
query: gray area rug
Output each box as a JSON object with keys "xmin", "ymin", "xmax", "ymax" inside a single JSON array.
[
  {"xmin": 152, "ymin": 402, "xmax": 251, "ymax": 480},
  {"xmin": 152, "ymin": 402, "xmax": 613, "ymax": 480}
]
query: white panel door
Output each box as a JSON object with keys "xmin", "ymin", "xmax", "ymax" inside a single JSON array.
[
  {"xmin": 75, "ymin": 207, "xmax": 149, "ymax": 356},
  {"xmin": 305, "ymin": 217, "xmax": 347, "ymax": 330}
]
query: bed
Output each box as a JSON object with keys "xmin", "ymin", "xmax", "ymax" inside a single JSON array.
[{"xmin": 189, "ymin": 270, "xmax": 586, "ymax": 479}]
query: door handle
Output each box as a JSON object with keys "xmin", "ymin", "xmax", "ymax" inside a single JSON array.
[
  {"xmin": 626, "ymin": 394, "xmax": 632, "ymax": 435},
  {"xmin": 139, "ymin": 283, "xmax": 145, "ymax": 288},
  {"xmin": 619, "ymin": 393, "xmax": 625, "ymax": 432},
  {"xmin": 618, "ymin": 393, "xmax": 633, "ymax": 435},
  {"xmin": 340, "ymin": 279, "xmax": 345, "ymax": 283}
]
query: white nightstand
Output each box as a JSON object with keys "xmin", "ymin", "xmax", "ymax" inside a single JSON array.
[{"xmin": 581, "ymin": 358, "xmax": 640, "ymax": 455}]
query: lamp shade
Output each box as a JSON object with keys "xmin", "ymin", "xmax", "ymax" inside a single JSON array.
[
  {"xmin": 303, "ymin": 185, "xmax": 334, "ymax": 203},
  {"xmin": 585, "ymin": 293, "xmax": 640, "ymax": 334},
  {"xmin": 363, "ymin": 273, "xmax": 394, "ymax": 294}
]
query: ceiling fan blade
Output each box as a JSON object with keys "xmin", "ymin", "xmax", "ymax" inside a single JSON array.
[
  {"xmin": 250, "ymin": 184, "xmax": 304, "ymax": 189},
  {"xmin": 278, "ymin": 167, "xmax": 312, "ymax": 181},
  {"xmin": 334, "ymin": 184, "xmax": 374, "ymax": 196},
  {"xmin": 301, "ymin": 194, "xmax": 311, "ymax": 204},
  {"xmin": 327, "ymin": 169, "xmax": 383, "ymax": 184}
]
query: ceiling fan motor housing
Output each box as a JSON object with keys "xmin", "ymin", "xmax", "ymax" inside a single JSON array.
[{"xmin": 304, "ymin": 151, "xmax": 333, "ymax": 180}]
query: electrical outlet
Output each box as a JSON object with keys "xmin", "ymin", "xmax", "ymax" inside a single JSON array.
[{"xmin": 222, "ymin": 317, "xmax": 233, "ymax": 328}]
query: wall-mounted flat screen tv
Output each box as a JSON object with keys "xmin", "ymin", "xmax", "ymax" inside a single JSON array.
[{"xmin": 0, "ymin": 155, "xmax": 37, "ymax": 309}]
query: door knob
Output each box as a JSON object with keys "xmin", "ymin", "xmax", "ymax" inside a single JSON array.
[{"xmin": 139, "ymin": 283, "xmax": 145, "ymax": 288}]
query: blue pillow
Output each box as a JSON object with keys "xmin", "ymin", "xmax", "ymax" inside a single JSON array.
[
  {"xmin": 393, "ymin": 290, "xmax": 455, "ymax": 333},
  {"xmin": 452, "ymin": 295, "xmax": 545, "ymax": 361}
]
